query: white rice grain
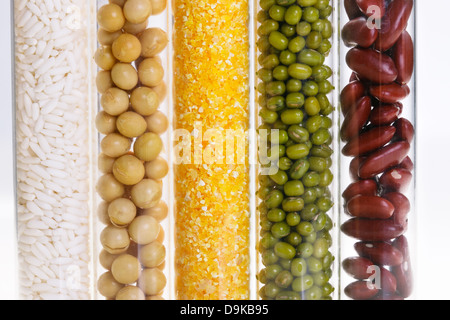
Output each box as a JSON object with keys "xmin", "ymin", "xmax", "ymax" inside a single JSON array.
[{"xmin": 15, "ymin": 0, "xmax": 94, "ymax": 300}]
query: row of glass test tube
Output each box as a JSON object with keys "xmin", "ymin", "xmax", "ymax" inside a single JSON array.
[{"xmin": 12, "ymin": 0, "xmax": 416, "ymax": 300}]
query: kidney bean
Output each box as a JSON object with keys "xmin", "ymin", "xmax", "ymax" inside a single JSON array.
[
  {"xmin": 340, "ymin": 81, "xmax": 366, "ymax": 116},
  {"xmin": 342, "ymin": 179, "xmax": 378, "ymax": 202},
  {"xmin": 372, "ymin": 292, "xmax": 404, "ymax": 300},
  {"xmin": 342, "ymin": 126, "xmax": 396, "ymax": 157},
  {"xmin": 392, "ymin": 236, "xmax": 413, "ymax": 298},
  {"xmin": 394, "ymin": 118, "xmax": 415, "ymax": 143},
  {"xmin": 354, "ymin": 241, "xmax": 403, "ymax": 266},
  {"xmin": 393, "ymin": 31, "xmax": 414, "ymax": 85},
  {"xmin": 342, "ymin": 17, "xmax": 378, "ymax": 48},
  {"xmin": 349, "ymin": 156, "xmax": 366, "ymax": 181},
  {"xmin": 341, "ymin": 218, "xmax": 406, "ymax": 241},
  {"xmin": 356, "ymin": 0, "xmax": 386, "ymax": 19},
  {"xmin": 370, "ymin": 83, "xmax": 410, "ymax": 103},
  {"xmin": 340, "ymin": 96, "xmax": 372, "ymax": 142},
  {"xmin": 343, "ymin": 256, "xmax": 375, "ymax": 280},
  {"xmin": 344, "ymin": 281, "xmax": 379, "ymax": 300},
  {"xmin": 398, "ymin": 156, "xmax": 414, "ymax": 171},
  {"xmin": 369, "ymin": 103, "xmax": 401, "ymax": 126},
  {"xmin": 374, "ymin": 0, "xmax": 414, "ymax": 52},
  {"xmin": 379, "ymin": 167, "xmax": 412, "ymax": 193},
  {"xmin": 358, "ymin": 141, "xmax": 410, "ymax": 179},
  {"xmin": 344, "ymin": 0, "xmax": 364, "ymax": 19},
  {"xmin": 383, "ymin": 192, "xmax": 410, "ymax": 227},
  {"xmin": 346, "ymin": 48, "xmax": 398, "ymax": 84},
  {"xmin": 378, "ymin": 267, "xmax": 398, "ymax": 294},
  {"xmin": 346, "ymin": 195, "xmax": 395, "ymax": 219}
]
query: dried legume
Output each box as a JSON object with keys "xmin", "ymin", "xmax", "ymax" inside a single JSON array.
[{"xmin": 256, "ymin": 0, "xmax": 335, "ymax": 300}]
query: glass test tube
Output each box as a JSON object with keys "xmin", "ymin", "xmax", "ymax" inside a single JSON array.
[
  {"xmin": 339, "ymin": 0, "xmax": 416, "ymax": 300},
  {"xmin": 254, "ymin": 0, "xmax": 338, "ymax": 300},
  {"xmin": 13, "ymin": 0, "xmax": 96, "ymax": 300},
  {"xmin": 172, "ymin": 0, "xmax": 252, "ymax": 300},
  {"xmin": 94, "ymin": 0, "xmax": 172, "ymax": 300}
]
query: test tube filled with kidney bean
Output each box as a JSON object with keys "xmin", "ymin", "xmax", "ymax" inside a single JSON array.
[{"xmin": 339, "ymin": 0, "xmax": 415, "ymax": 300}]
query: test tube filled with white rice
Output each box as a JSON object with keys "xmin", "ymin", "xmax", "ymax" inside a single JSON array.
[{"xmin": 12, "ymin": 0, "xmax": 96, "ymax": 300}]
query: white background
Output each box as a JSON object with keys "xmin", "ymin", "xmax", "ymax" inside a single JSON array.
[{"xmin": 0, "ymin": 1, "xmax": 449, "ymax": 300}]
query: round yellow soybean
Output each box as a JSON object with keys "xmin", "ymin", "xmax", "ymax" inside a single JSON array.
[
  {"xmin": 111, "ymin": 63, "xmax": 138, "ymax": 91},
  {"xmin": 138, "ymin": 268, "xmax": 166, "ymax": 296},
  {"xmin": 101, "ymin": 87, "xmax": 130, "ymax": 116},
  {"xmin": 111, "ymin": 254, "xmax": 141, "ymax": 284},
  {"xmin": 98, "ymin": 271, "xmax": 124, "ymax": 299},
  {"xmin": 95, "ymin": 46, "xmax": 117, "ymax": 71},
  {"xmin": 95, "ymin": 111, "xmax": 117, "ymax": 135},
  {"xmin": 145, "ymin": 157, "xmax": 169, "ymax": 180},
  {"xmin": 130, "ymin": 87, "xmax": 159, "ymax": 116},
  {"xmin": 145, "ymin": 111, "xmax": 168, "ymax": 135},
  {"xmin": 116, "ymin": 111, "xmax": 147, "ymax": 138},
  {"xmin": 96, "ymin": 70, "xmax": 115, "ymax": 94},
  {"xmin": 97, "ymin": 173, "xmax": 125, "ymax": 202},
  {"xmin": 133, "ymin": 132, "xmax": 163, "ymax": 162},
  {"xmin": 139, "ymin": 28, "xmax": 168, "ymax": 58},
  {"xmin": 112, "ymin": 154, "xmax": 146, "ymax": 186},
  {"xmin": 128, "ymin": 215, "xmax": 160, "ymax": 244},
  {"xmin": 112, "ymin": 34, "xmax": 142, "ymax": 63},
  {"xmin": 101, "ymin": 133, "xmax": 131, "ymax": 158},
  {"xmin": 108, "ymin": 198, "xmax": 137, "ymax": 227},
  {"xmin": 100, "ymin": 225, "xmax": 130, "ymax": 255},
  {"xmin": 123, "ymin": 0, "xmax": 152, "ymax": 24},
  {"xmin": 98, "ymin": 4, "xmax": 125, "ymax": 32},
  {"xmin": 138, "ymin": 58, "xmax": 164, "ymax": 87},
  {"xmin": 116, "ymin": 286, "xmax": 146, "ymax": 300}
]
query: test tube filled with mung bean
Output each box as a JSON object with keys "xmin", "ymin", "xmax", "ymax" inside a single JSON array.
[
  {"xmin": 255, "ymin": 0, "xmax": 338, "ymax": 300},
  {"xmin": 339, "ymin": 0, "xmax": 416, "ymax": 300},
  {"xmin": 94, "ymin": 0, "xmax": 171, "ymax": 300},
  {"xmin": 172, "ymin": 0, "xmax": 251, "ymax": 300},
  {"xmin": 13, "ymin": 0, "xmax": 96, "ymax": 299}
]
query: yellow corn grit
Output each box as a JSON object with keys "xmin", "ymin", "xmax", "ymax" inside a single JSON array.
[{"xmin": 173, "ymin": 0, "xmax": 250, "ymax": 300}]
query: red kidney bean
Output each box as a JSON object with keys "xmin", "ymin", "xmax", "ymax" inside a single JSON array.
[
  {"xmin": 344, "ymin": 0, "xmax": 364, "ymax": 19},
  {"xmin": 378, "ymin": 267, "xmax": 398, "ymax": 294},
  {"xmin": 379, "ymin": 167, "xmax": 412, "ymax": 193},
  {"xmin": 340, "ymin": 96, "xmax": 372, "ymax": 142},
  {"xmin": 369, "ymin": 103, "xmax": 401, "ymax": 126},
  {"xmin": 358, "ymin": 141, "xmax": 410, "ymax": 179},
  {"xmin": 342, "ymin": 125, "xmax": 396, "ymax": 157},
  {"xmin": 342, "ymin": 17, "xmax": 378, "ymax": 48},
  {"xmin": 344, "ymin": 281, "xmax": 379, "ymax": 300},
  {"xmin": 349, "ymin": 156, "xmax": 366, "ymax": 181},
  {"xmin": 354, "ymin": 241, "xmax": 404, "ymax": 266},
  {"xmin": 383, "ymin": 192, "xmax": 410, "ymax": 227},
  {"xmin": 393, "ymin": 31, "xmax": 414, "ymax": 85},
  {"xmin": 394, "ymin": 118, "xmax": 415, "ymax": 143},
  {"xmin": 356, "ymin": 0, "xmax": 385, "ymax": 19},
  {"xmin": 342, "ymin": 179, "xmax": 378, "ymax": 202},
  {"xmin": 343, "ymin": 256, "xmax": 375, "ymax": 280},
  {"xmin": 372, "ymin": 292, "xmax": 404, "ymax": 300},
  {"xmin": 346, "ymin": 195, "xmax": 395, "ymax": 219},
  {"xmin": 392, "ymin": 236, "xmax": 413, "ymax": 298},
  {"xmin": 398, "ymin": 156, "xmax": 414, "ymax": 171},
  {"xmin": 340, "ymin": 81, "xmax": 366, "ymax": 116},
  {"xmin": 370, "ymin": 83, "xmax": 410, "ymax": 103},
  {"xmin": 374, "ymin": 0, "xmax": 414, "ymax": 52},
  {"xmin": 346, "ymin": 48, "xmax": 398, "ymax": 84},
  {"xmin": 341, "ymin": 218, "xmax": 406, "ymax": 241}
]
